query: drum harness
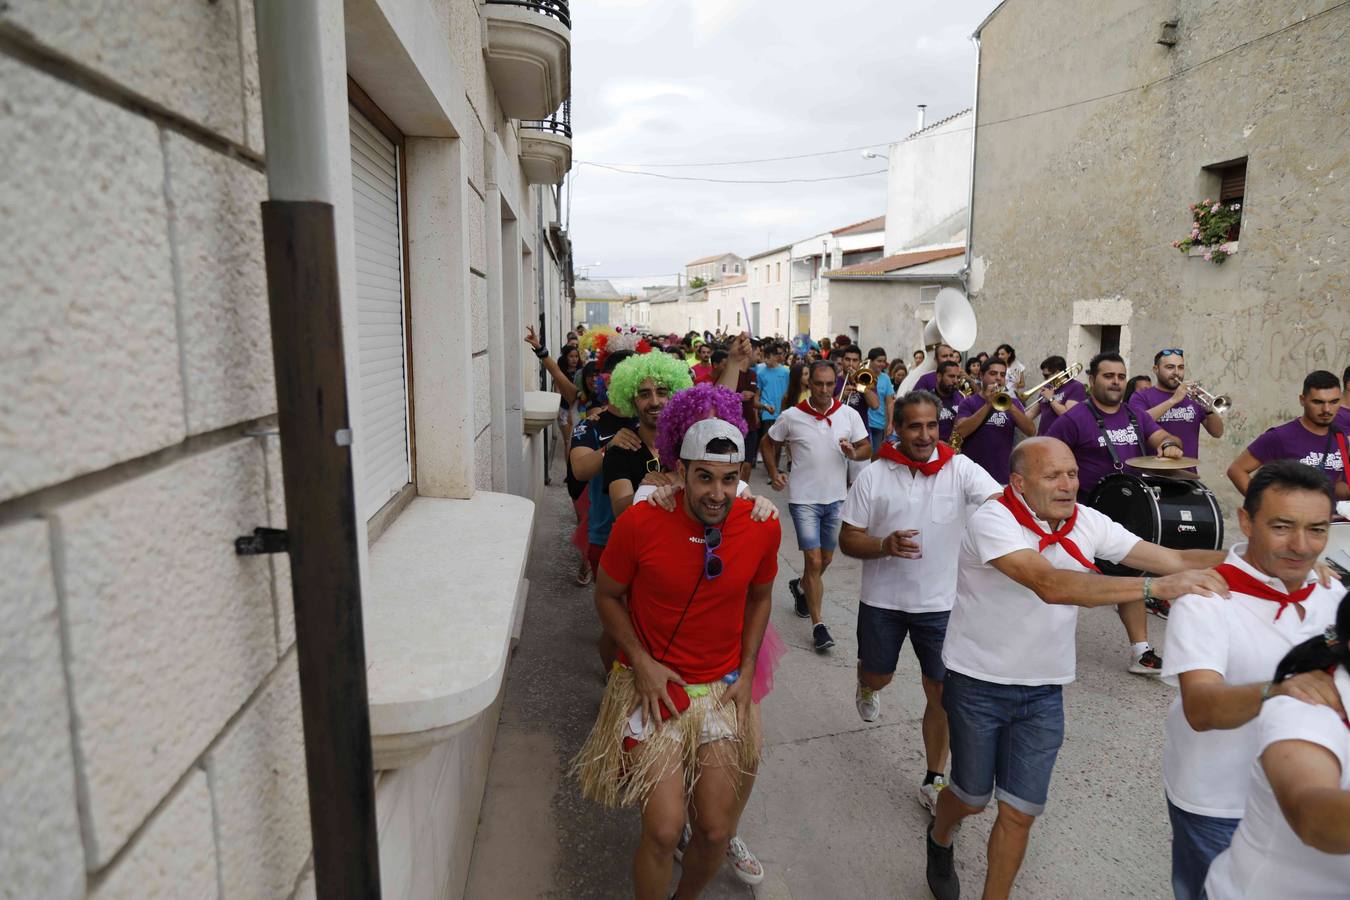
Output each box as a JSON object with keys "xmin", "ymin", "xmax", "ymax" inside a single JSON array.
[
  {"xmin": 1084, "ymin": 399, "xmax": 1147, "ymax": 474},
  {"xmin": 1314, "ymin": 425, "xmax": 1350, "ymax": 490}
]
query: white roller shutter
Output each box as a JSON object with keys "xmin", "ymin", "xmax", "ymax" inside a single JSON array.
[{"xmin": 349, "ymin": 106, "xmax": 410, "ymax": 518}]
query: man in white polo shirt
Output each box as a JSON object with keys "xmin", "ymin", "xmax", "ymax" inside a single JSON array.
[
  {"xmin": 1161, "ymin": 459, "xmax": 1345, "ymax": 900},
  {"xmin": 761, "ymin": 360, "xmax": 871, "ymax": 652},
  {"xmin": 839, "ymin": 390, "xmax": 1001, "ymax": 815},
  {"xmin": 925, "ymin": 437, "xmax": 1229, "ymax": 900}
]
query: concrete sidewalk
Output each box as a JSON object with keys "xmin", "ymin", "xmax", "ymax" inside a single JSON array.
[{"xmin": 467, "ymin": 476, "xmax": 1174, "ymax": 899}]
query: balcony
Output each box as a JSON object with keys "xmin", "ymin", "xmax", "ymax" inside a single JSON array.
[
  {"xmin": 484, "ymin": 0, "xmax": 571, "ymax": 120},
  {"xmin": 518, "ymin": 101, "xmax": 572, "ymax": 184}
]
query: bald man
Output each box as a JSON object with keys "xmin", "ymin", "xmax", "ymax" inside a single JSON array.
[{"xmin": 926, "ymin": 437, "xmax": 1228, "ymax": 900}]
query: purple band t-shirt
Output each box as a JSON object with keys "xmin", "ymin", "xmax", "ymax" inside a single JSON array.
[
  {"xmin": 1047, "ymin": 401, "xmax": 1162, "ymax": 498},
  {"xmin": 1336, "ymin": 406, "xmax": 1350, "ymax": 433},
  {"xmin": 956, "ymin": 395, "xmax": 1025, "ymax": 484},
  {"xmin": 937, "ymin": 389, "xmax": 962, "ymax": 442},
  {"xmin": 1128, "ymin": 387, "xmax": 1208, "ymax": 458},
  {"xmin": 914, "ymin": 371, "xmax": 938, "ymax": 394},
  {"xmin": 1036, "ymin": 379, "xmax": 1088, "ymax": 436},
  {"xmin": 1246, "ymin": 418, "xmax": 1348, "ymax": 487}
]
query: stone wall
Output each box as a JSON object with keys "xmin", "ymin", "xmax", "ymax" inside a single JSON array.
[
  {"xmin": 969, "ymin": 0, "xmax": 1350, "ymax": 520},
  {"xmin": 0, "ymin": 2, "xmax": 311, "ymax": 897}
]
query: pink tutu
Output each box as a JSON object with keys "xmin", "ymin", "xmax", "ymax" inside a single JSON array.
[{"xmin": 752, "ymin": 621, "xmax": 787, "ymax": 703}]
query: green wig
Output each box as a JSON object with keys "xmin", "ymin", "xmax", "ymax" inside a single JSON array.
[{"xmin": 607, "ymin": 352, "xmax": 694, "ymax": 417}]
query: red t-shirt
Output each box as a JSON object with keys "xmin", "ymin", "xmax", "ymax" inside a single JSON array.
[{"xmin": 599, "ymin": 498, "xmax": 781, "ymax": 683}]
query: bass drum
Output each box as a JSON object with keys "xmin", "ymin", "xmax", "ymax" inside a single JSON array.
[{"xmin": 1088, "ymin": 472, "xmax": 1224, "ymax": 576}]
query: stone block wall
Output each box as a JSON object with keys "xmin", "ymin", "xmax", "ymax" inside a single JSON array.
[{"xmin": 0, "ymin": 3, "xmax": 312, "ymax": 897}]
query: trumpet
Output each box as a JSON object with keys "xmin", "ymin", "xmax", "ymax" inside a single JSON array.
[
  {"xmin": 853, "ymin": 369, "xmax": 875, "ymax": 391},
  {"xmin": 1189, "ymin": 382, "xmax": 1232, "ymax": 415},
  {"xmin": 956, "ymin": 375, "xmax": 979, "ymax": 397},
  {"xmin": 1020, "ymin": 363, "xmax": 1084, "ymax": 410},
  {"xmin": 990, "ymin": 390, "xmax": 1015, "ymax": 412}
]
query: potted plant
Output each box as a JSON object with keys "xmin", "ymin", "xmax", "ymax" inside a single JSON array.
[{"xmin": 1172, "ymin": 199, "xmax": 1240, "ymax": 264}]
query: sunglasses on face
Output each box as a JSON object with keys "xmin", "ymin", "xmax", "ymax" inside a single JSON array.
[{"xmin": 703, "ymin": 526, "xmax": 723, "ymax": 580}]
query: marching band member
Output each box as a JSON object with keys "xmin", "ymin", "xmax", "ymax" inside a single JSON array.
[
  {"xmin": 933, "ymin": 360, "xmax": 964, "ymax": 445},
  {"xmin": 1161, "ymin": 460, "xmax": 1344, "ymax": 900},
  {"xmin": 1128, "ymin": 348, "xmax": 1224, "ymax": 466},
  {"xmin": 925, "ymin": 437, "xmax": 1227, "ymax": 900},
  {"xmin": 1227, "ymin": 370, "xmax": 1350, "ymax": 501},
  {"xmin": 839, "ymin": 391, "xmax": 1001, "ymax": 813},
  {"xmin": 915, "ymin": 343, "xmax": 962, "ymax": 393},
  {"xmin": 952, "ymin": 357, "xmax": 1035, "ymax": 484},
  {"xmin": 1047, "ymin": 352, "xmax": 1185, "ymax": 674},
  {"xmin": 1033, "ymin": 355, "xmax": 1086, "ymax": 436}
]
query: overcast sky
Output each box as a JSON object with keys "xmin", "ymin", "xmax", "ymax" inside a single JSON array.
[{"xmin": 568, "ymin": 0, "xmax": 1002, "ymax": 292}]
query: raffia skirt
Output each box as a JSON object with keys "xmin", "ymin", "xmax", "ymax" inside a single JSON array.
[{"xmin": 570, "ymin": 666, "xmax": 762, "ymax": 809}]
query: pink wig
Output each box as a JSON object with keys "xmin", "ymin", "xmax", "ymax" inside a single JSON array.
[{"xmin": 655, "ymin": 384, "xmax": 748, "ymax": 471}]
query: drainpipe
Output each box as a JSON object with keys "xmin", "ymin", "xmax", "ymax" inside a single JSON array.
[
  {"xmin": 962, "ymin": 30, "xmax": 982, "ymax": 295},
  {"xmin": 254, "ymin": 2, "xmax": 382, "ymax": 898}
]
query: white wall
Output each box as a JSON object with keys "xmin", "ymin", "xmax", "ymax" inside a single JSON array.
[{"xmin": 884, "ymin": 111, "xmax": 973, "ymax": 254}]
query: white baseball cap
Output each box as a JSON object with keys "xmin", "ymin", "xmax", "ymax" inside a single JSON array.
[{"xmin": 679, "ymin": 418, "xmax": 745, "ymax": 463}]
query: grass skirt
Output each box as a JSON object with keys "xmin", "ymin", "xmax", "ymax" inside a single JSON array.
[{"xmin": 570, "ymin": 666, "xmax": 761, "ymax": 809}]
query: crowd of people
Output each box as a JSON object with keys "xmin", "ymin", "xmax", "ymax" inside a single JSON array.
[{"xmin": 525, "ymin": 323, "xmax": 1350, "ymax": 900}]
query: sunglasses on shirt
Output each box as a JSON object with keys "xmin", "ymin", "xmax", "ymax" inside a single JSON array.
[{"xmin": 703, "ymin": 526, "xmax": 723, "ymax": 580}]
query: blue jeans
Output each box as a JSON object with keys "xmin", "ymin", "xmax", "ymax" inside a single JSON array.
[
  {"xmin": 1167, "ymin": 799, "xmax": 1238, "ymax": 900},
  {"xmin": 942, "ymin": 670, "xmax": 1064, "ymax": 816},
  {"xmin": 856, "ymin": 605, "xmax": 949, "ymax": 681},
  {"xmin": 868, "ymin": 427, "xmax": 887, "ymax": 453},
  {"xmin": 788, "ymin": 500, "xmax": 843, "ymax": 552}
]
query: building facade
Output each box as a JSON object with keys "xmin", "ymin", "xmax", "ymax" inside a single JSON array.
[
  {"xmin": 967, "ymin": 0, "xmax": 1350, "ymax": 519},
  {"xmin": 685, "ymin": 251, "xmax": 745, "ymax": 286},
  {"xmin": 1, "ymin": 1, "xmax": 573, "ymax": 898}
]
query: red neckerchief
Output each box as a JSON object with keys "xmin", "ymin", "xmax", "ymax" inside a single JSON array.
[
  {"xmin": 997, "ymin": 486, "xmax": 1100, "ymax": 572},
  {"xmin": 1214, "ymin": 563, "xmax": 1315, "ymax": 621},
  {"xmin": 877, "ymin": 441, "xmax": 954, "ymax": 476},
  {"xmin": 796, "ymin": 399, "xmax": 843, "ymax": 426}
]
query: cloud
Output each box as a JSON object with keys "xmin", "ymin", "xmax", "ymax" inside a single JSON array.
[{"xmin": 566, "ymin": 0, "xmax": 1002, "ymax": 282}]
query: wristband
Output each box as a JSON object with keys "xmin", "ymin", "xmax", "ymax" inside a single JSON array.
[
  {"xmin": 1142, "ymin": 576, "xmax": 1153, "ymax": 603},
  {"xmin": 1261, "ymin": 681, "xmax": 1274, "ymax": 702},
  {"xmin": 534, "ymin": 345, "xmax": 549, "ymax": 359},
  {"xmin": 1160, "ymin": 439, "xmax": 1180, "ymax": 451}
]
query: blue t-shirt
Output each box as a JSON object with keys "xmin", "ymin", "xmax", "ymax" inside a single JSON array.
[
  {"xmin": 755, "ymin": 363, "xmax": 790, "ymax": 422},
  {"xmin": 868, "ymin": 372, "xmax": 895, "ymax": 431},
  {"xmin": 572, "ymin": 409, "xmax": 635, "ymax": 545}
]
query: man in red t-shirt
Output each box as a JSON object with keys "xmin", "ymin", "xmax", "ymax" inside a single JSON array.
[{"xmin": 574, "ymin": 419, "xmax": 780, "ymax": 900}]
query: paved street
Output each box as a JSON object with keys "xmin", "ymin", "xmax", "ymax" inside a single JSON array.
[{"xmin": 467, "ymin": 472, "xmax": 1178, "ymax": 899}]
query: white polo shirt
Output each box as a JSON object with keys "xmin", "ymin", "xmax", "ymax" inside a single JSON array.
[
  {"xmin": 766, "ymin": 404, "xmax": 868, "ymax": 505},
  {"xmin": 1204, "ymin": 689, "xmax": 1350, "ymax": 900},
  {"xmin": 841, "ymin": 453, "xmax": 1001, "ymax": 613},
  {"xmin": 942, "ymin": 495, "xmax": 1140, "ymax": 685},
  {"xmin": 1162, "ymin": 546, "xmax": 1344, "ymax": 818}
]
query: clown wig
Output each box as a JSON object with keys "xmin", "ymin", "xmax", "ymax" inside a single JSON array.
[
  {"xmin": 654, "ymin": 383, "xmax": 748, "ymax": 471},
  {"xmin": 606, "ymin": 351, "xmax": 693, "ymax": 418}
]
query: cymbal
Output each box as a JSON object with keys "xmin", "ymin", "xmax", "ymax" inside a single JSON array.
[{"xmin": 1125, "ymin": 455, "xmax": 1201, "ymax": 471}]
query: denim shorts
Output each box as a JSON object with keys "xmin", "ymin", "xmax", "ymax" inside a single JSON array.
[
  {"xmin": 856, "ymin": 604, "xmax": 948, "ymax": 681},
  {"xmin": 788, "ymin": 500, "xmax": 843, "ymax": 552},
  {"xmin": 1167, "ymin": 800, "xmax": 1238, "ymax": 900},
  {"xmin": 942, "ymin": 670, "xmax": 1065, "ymax": 816}
]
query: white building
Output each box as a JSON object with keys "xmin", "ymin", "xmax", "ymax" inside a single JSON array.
[
  {"xmin": 746, "ymin": 244, "xmax": 793, "ymax": 338},
  {"xmin": 2, "ymin": 1, "xmax": 572, "ymax": 898},
  {"xmin": 789, "ymin": 215, "xmax": 885, "ymax": 339},
  {"xmin": 685, "ymin": 251, "xmax": 745, "ymax": 286}
]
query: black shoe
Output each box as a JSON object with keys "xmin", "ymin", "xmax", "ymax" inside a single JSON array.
[
  {"xmin": 926, "ymin": 822, "xmax": 959, "ymax": 900},
  {"xmin": 813, "ymin": 623, "xmax": 835, "ymax": 652},
  {"xmin": 1145, "ymin": 596, "xmax": 1171, "ymax": 619},
  {"xmin": 789, "ymin": 578, "xmax": 809, "ymax": 618}
]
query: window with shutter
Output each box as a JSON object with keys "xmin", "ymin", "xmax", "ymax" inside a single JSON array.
[
  {"xmin": 1205, "ymin": 157, "xmax": 1246, "ymax": 241},
  {"xmin": 349, "ymin": 105, "xmax": 411, "ymax": 519}
]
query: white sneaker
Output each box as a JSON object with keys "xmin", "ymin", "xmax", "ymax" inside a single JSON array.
[
  {"xmin": 856, "ymin": 683, "xmax": 881, "ymax": 722},
  {"xmin": 918, "ymin": 775, "xmax": 947, "ymax": 815},
  {"xmin": 724, "ymin": 835, "xmax": 766, "ymax": 885}
]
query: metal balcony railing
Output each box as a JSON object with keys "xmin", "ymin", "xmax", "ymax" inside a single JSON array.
[
  {"xmin": 521, "ymin": 100, "xmax": 572, "ymax": 138},
  {"xmin": 485, "ymin": 0, "xmax": 570, "ymax": 28}
]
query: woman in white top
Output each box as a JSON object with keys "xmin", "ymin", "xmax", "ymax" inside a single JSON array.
[{"xmin": 1205, "ymin": 596, "xmax": 1350, "ymax": 900}]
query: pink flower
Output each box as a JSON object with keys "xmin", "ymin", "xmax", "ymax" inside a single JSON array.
[
  {"xmin": 1203, "ymin": 250, "xmax": 1213, "ymax": 261},
  {"xmin": 1171, "ymin": 240, "xmax": 1181, "ymax": 248},
  {"xmin": 1220, "ymin": 243, "xmax": 1234, "ymax": 254},
  {"xmin": 1191, "ymin": 228, "xmax": 1201, "ymax": 238},
  {"xmin": 1211, "ymin": 203, "xmax": 1221, "ymax": 213},
  {"xmin": 1203, "ymin": 198, "xmax": 1211, "ymax": 205}
]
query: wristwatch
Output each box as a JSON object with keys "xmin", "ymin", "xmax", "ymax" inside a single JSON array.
[{"xmin": 533, "ymin": 345, "xmax": 549, "ymax": 359}]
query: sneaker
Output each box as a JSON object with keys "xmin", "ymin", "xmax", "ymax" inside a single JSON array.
[
  {"xmin": 918, "ymin": 775, "xmax": 946, "ymax": 815},
  {"xmin": 1129, "ymin": 647, "xmax": 1164, "ymax": 676},
  {"xmin": 813, "ymin": 623, "xmax": 835, "ymax": 651},
  {"xmin": 789, "ymin": 578, "xmax": 809, "ymax": 618},
  {"xmin": 1145, "ymin": 596, "xmax": 1171, "ymax": 619},
  {"xmin": 856, "ymin": 684, "xmax": 881, "ymax": 722},
  {"xmin": 926, "ymin": 822, "xmax": 960, "ymax": 900},
  {"xmin": 724, "ymin": 835, "xmax": 765, "ymax": 886},
  {"xmin": 674, "ymin": 823, "xmax": 691, "ymax": 861}
]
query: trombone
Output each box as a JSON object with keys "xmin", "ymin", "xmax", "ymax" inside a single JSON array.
[
  {"xmin": 1019, "ymin": 363, "xmax": 1084, "ymax": 412},
  {"xmin": 840, "ymin": 367, "xmax": 875, "ymax": 404},
  {"xmin": 1188, "ymin": 382, "xmax": 1232, "ymax": 415}
]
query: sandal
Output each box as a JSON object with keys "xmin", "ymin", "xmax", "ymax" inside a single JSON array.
[{"xmin": 575, "ymin": 565, "xmax": 593, "ymax": 587}]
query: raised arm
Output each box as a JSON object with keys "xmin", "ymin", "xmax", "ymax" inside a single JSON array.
[
  {"xmin": 524, "ymin": 327, "xmax": 578, "ymax": 403},
  {"xmin": 988, "ymin": 548, "xmax": 1228, "ymax": 608}
]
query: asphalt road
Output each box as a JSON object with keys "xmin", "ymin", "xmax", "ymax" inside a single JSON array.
[{"xmin": 466, "ymin": 471, "xmax": 1177, "ymax": 899}]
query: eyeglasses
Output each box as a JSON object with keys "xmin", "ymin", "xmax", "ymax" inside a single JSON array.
[
  {"xmin": 1159, "ymin": 348, "xmax": 1184, "ymax": 358},
  {"xmin": 646, "ymin": 456, "xmax": 662, "ymax": 474},
  {"xmin": 703, "ymin": 526, "xmax": 723, "ymax": 580}
]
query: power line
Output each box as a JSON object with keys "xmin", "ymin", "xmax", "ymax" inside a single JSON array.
[{"xmin": 576, "ymin": 161, "xmax": 889, "ymax": 184}]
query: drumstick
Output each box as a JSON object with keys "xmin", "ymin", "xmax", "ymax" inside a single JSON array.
[{"xmin": 741, "ymin": 298, "xmax": 755, "ymax": 339}]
